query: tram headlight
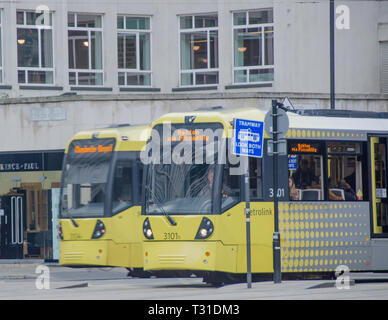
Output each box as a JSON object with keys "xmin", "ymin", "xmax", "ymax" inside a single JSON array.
[
  {"xmin": 91, "ymin": 220, "xmax": 106, "ymax": 239},
  {"xmin": 195, "ymin": 217, "xmax": 214, "ymax": 240},
  {"xmin": 143, "ymin": 218, "xmax": 154, "ymax": 240}
]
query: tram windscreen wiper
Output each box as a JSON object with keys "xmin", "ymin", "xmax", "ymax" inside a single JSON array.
[
  {"xmin": 70, "ymin": 217, "xmax": 79, "ymax": 228},
  {"xmin": 62, "ymin": 205, "xmax": 79, "ymax": 227},
  {"xmin": 145, "ymin": 185, "xmax": 177, "ymax": 226}
]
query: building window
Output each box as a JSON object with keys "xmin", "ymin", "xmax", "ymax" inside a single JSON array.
[
  {"xmin": 16, "ymin": 10, "xmax": 54, "ymax": 84},
  {"xmin": 117, "ymin": 16, "xmax": 151, "ymax": 87},
  {"xmin": 233, "ymin": 9, "xmax": 274, "ymax": 84},
  {"xmin": 68, "ymin": 13, "xmax": 103, "ymax": 86},
  {"xmin": 179, "ymin": 14, "xmax": 219, "ymax": 86}
]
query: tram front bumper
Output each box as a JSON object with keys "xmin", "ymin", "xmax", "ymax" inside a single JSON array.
[
  {"xmin": 59, "ymin": 240, "xmax": 109, "ymax": 266},
  {"xmin": 143, "ymin": 241, "xmax": 238, "ymax": 273}
]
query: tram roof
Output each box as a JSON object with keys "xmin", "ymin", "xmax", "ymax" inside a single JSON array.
[
  {"xmin": 65, "ymin": 124, "xmax": 150, "ymax": 152},
  {"xmin": 152, "ymin": 107, "xmax": 388, "ymax": 138}
]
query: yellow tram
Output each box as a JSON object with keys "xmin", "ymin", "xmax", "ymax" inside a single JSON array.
[
  {"xmin": 59, "ymin": 124, "xmax": 149, "ymax": 273},
  {"xmin": 141, "ymin": 106, "xmax": 388, "ymax": 284}
]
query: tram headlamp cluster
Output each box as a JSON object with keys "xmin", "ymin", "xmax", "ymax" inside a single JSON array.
[
  {"xmin": 143, "ymin": 218, "xmax": 154, "ymax": 240},
  {"xmin": 195, "ymin": 217, "xmax": 214, "ymax": 240},
  {"xmin": 91, "ymin": 220, "xmax": 106, "ymax": 239}
]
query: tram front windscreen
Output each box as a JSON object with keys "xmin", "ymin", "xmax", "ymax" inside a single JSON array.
[
  {"xmin": 60, "ymin": 138, "xmax": 115, "ymax": 218},
  {"xmin": 143, "ymin": 123, "xmax": 226, "ymax": 215}
]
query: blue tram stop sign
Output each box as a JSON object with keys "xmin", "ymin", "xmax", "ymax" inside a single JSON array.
[{"xmin": 232, "ymin": 118, "xmax": 264, "ymax": 158}]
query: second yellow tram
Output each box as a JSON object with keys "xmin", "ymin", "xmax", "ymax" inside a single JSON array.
[{"xmin": 59, "ymin": 124, "xmax": 149, "ymax": 275}]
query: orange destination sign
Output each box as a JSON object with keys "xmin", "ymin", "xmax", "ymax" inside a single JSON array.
[
  {"xmin": 289, "ymin": 142, "xmax": 320, "ymax": 153},
  {"xmin": 74, "ymin": 144, "xmax": 114, "ymax": 154},
  {"xmin": 167, "ymin": 129, "xmax": 210, "ymax": 142}
]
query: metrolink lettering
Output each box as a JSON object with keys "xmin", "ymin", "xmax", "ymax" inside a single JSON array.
[
  {"xmin": 147, "ymin": 304, "xmax": 182, "ymax": 318},
  {"xmin": 75, "ymin": 144, "xmax": 113, "ymax": 154},
  {"xmin": 250, "ymin": 208, "xmax": 272, "ymax": 216}
]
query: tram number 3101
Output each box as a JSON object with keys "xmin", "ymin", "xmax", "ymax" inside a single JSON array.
[
  {"xmin": 269, "ymin": 188, "xmax": 285, "ymax": 198},
  {"xmin": 163, "ymin": 232, "xmax": 181, "ymax": 240}
]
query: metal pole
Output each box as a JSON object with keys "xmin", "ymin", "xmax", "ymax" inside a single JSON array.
[
  {"xmin": 272, "ymin": 100, "xmax": 281, "ymax": 284},
  {"xmin": 244, "ymin": 156, "xmax": 252, "ymax": 288},
  {"xmin": 330, "ymin": 0, "xmax": 335, "ymax": 109}
]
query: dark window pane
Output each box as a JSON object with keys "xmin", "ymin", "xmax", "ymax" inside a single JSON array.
[
  {"xmin": 118, "ymin": 72, "xmax": 125, "ymax": 85},
  {"xmin": 91, "ymin": 31, "xmax": 102, "ymax": 69},
  {"xmin": 195, "ymin": 15, "xmax": 217, "ymax": 28},
  {"xmin": 264, "ymin": 26, "xmax": 274, "ymax": 65},
  {"xmin": 17, "ymin": 11, "xmax": 24, "ymax": 25},
  {"xmin": 195, "ymin": 71, "xmax": 218, "ymax": 85},
  {"xmin": 41, "ymin": 29, "xmax": 53, "ymax": 68},
  {"xmin": 234, "ymin": 28, "xmax": 261, "ymax": 67},
  {"xmin": 117, "ymin": 34, "xmax": 125, "ymax": 69},
  {"xmin": 233, "ymin": 12, "xmax": 246, "ymax": 26},
  {"xmin": 180, "ymin": 16, "xmax": 192, "ymax": 29},
  {"xmin": 139, "ymin": 33, "xmax": 150, "ymax": 70},
  {"xmin": 26, "ymin": 12, "xmax": 38, "ymax": 25},
  {"xmin": 234, "ymin": 69, "xmax": 247, "ymax": 83},
  {"xmin": 68, "ymin": 30, "xmax": 89, "ymax": 69},
  {"xmin": 249, "ymin": 10, "xmax": 273, "ymax": 24},
  {"xmin": 77, "ymin": 14, "xmax": 101, "ymax": 28},
  {"xmin": 193, "ymin": 32, "xmax": 208, "ymax": 69},
  {"xmin": 68, "ymin": 13, "xmax": 75, "ymax": 27},
  {"xmin": 78, "ymin": 72, "xmax": 102, "ymax": 85},
  {"xmin": 27, "ymin": 70, "xmax": 53, "ymax": 84},
  {"xmin": 126, "ymin": 73, "xmax": 150, "ymax": 86},
  {"xmin": 117, "ymin": 16, "xmax": 124, "ymax": 29},
  {"xmin": 18, "ymin": 70, "xmax": 26, "ymax": 83},
  {"xmin": 17, "ymin": 29, "xmax": 39, "ymax": 67},
  {"xmin": 69, "ymin": 72, "xmax": 76, "ymax": 85},
  {"xmin": 209, "ymin": 31, "xmax": 218, "ymax": 68},
  {"xmin": 181, "ymin": 73, "xmax": 193, "ymax": 86},
  {"xmin": 126, "ymin": 17, "xmax": 149, "ymax": 30},
  {"xmin": 180, "ymin": 33, "xmax": 192, "ymax": 70},
  {"xmin": 249, "ymin": 68, "xmax": 274, "ymax": 82}
]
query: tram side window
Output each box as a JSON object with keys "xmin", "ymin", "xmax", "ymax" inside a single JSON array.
[
  {"xmin": 327, "ymin": 142, "xmax": 364, "ymax": 201},
  {"xmin": 112, "ymin": 161, "xmax": 133, "ymax": 213},
  {"xmin": 221, "ymin": 162, "xmax": 241, "ymax": 211},
  {"xmin": 375, "ymin": 142, "xmax": 386, "ymax": 189},
  {"xmin": 288, "ymin": 141, "xmax": 323, "ymax": 201},
  {"xmin": 249, "ymin": 157, "xmax": 263, "ymax": 200}
]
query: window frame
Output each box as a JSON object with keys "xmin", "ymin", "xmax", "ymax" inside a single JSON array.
[
  {"xmin": 68, "ymin": 12, "xmax": 104, "ymax": 87},
  {"xmin": 232, "ymin": 9, "xmax": 274, "ymax": 85},
  {"xmin": 117, "ymin": 15, "xmax": 152, "ymax": 87},
  {"xmin": 287, "ymin": 139, "xmax": 368, "ymax": 202},
  {"xmin": 16, "ymin": 10, "xmax": 55, "ymax": 85},
  {"xmin": 178, "ymin": 13, "xmax": 219, "ymax": 87},
  {"xmin": 288, "ymin": 140, "xmax": 325, "ymax": 201}
]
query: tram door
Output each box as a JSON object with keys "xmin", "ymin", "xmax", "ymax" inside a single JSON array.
[
  {"xmin": 371, "ymin": 137, "xmax": 388, "ymax": 235},
  {"xmin": 0, "ymin": 192, "xmax": 26, "ymax": 259}
]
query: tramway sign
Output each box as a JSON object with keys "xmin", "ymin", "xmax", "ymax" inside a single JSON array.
[{"xmin": 232, "ymin": 118, "xmax": 264, "ymax": 158}]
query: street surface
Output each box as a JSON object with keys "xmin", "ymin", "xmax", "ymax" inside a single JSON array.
[{"xmin": 0, "ymin": 261, "xmax": 388, "ymax": 300}]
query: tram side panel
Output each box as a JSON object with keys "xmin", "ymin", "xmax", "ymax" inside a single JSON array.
[{"xmin": 278, "ymin": 201, "xmax": 372, "ymax": 273}]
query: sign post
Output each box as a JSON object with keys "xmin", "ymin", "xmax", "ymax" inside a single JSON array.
[
  {"xmin": 232, "ymin": 118, "xmax": 264, "ymax": 289},
  {"xmin": 264, "ymin": 100, "xmax": 289, "ymax": 284}
]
